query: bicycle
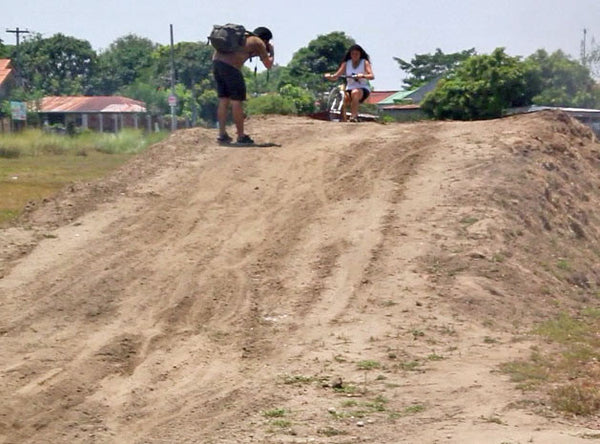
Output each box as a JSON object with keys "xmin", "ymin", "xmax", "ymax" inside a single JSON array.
[
  {"xmin": 323, "ymin": 74, "xmax": 378, "ymax": 122},
  {"xmin": 324, "ymin": 74, "xmax": 355, "ymax": 122}
]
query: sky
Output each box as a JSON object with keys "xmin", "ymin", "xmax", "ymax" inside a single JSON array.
[{"xmin": 3, "ymin": 0, "xmax": 600, "ymax": 90}]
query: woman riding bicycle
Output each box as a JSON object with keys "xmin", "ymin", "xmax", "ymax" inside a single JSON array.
[{"xmin": 324, "ymin": 44, "xmax": 375, "ymax": 122}]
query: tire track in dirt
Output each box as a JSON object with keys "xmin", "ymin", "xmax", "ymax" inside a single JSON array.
[{"xmin": 1, "ymin": 115, "xmax": 599, "ymax": 443}]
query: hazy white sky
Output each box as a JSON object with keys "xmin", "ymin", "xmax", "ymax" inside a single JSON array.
[{"xmin": 3, "ymin": 0, "xmax": 600, "ymax": 90}]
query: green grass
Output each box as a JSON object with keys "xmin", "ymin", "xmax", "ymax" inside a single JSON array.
[
  {"xmin": 403, "ymin": 404, "xmax": 425, "ymax": 415},
  {"xmin": 262, "ymin": 408, "xmax": 287, "ymax": 418},
  {"xmin": 0, "ymin": 129, "xmax": 167, "ymax": 224},
  {"xmin": 502, "ymin": 311, "xmax": 600, "ymax": 416},
  {"xmin": 356, "ymin": 360, "xmax": 381, "ymax": 371}
]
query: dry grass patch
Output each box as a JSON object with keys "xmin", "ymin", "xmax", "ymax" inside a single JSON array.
[
  {"xmin": 0, "ymin": 129, "xmax": 167, "ymax": 224},
  {"xmin": 502, "ymin": 309, "xmax": 600, "ymax": 416}
]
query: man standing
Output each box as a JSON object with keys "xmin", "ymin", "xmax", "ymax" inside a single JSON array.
[{"xmin": 212, "ymin": 26, "xmax": 274, "ymax": 145}]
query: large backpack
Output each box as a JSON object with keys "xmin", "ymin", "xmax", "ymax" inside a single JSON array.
[{"xmin": 208, "ymin": 24, "xmax": 250, "ymax": 53}]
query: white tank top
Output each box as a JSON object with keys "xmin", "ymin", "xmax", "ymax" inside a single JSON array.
[{"xmin": 345, "ymin": 59, "xmax": 370, "ymax": 91}]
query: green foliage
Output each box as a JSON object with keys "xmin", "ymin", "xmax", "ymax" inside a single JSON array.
[
  {"xmin": 153, "ymin": 41, "xmax": 214, "ymax": 90},
  {"xmin": 245, "ymin": 65, "xmax": 285, "ymax": 95},
  {"xmin": 0, "ymin": 40, "xmax": 9, "ymax": 58},
  {"xmin": 18, "ymin": 33, "xmax": 97, "ymax": 95},
  {"xmin": 421, "ymin": 48, "xmax": 539, "ymax": 120},
  {"xmin": 195, "ymin": 84, "xmax": 219, "ymax": 124},
  {"xmin": 282, "ymin": 31, "xmax": 354, "ymax": 94},
  {"xmin": 120, "ymin": 80, "xmax": 169, "ymax": 116},
  {"xmin": 279, "ymin": 84, "xmax": 316, "ymax": 114},
  {"xmin": 527, "ymin": 50, "xmax": 600, "ymax": 108},
  {"xmin": 244, "ymin": 84, "xmax": 316, "ymax": 116},
  {"xmin": 245, "ymin": 93, "xmax": 297, "ymax": 115},
  {"xmin": 395, "ymin": 48, "xmax": 476, "ymax": 88},
  {"xmin": 94, "ymin": 34, "xmax": 157, "ymax": 94}
]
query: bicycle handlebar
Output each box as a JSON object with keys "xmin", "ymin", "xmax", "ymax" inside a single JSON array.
[{"xmin": 324, "ymin": 74, "xmax": 359, "ymax": 80}]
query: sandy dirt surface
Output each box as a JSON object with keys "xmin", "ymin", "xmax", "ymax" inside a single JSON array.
[{"xmin": 1, "ymin": 111, "xmax": 600, "ymax": 443}]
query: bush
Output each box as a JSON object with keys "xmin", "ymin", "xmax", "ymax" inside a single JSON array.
[
  {"xmin": 246, "ymin": 94, "xmax": 297, "ymax": 115},
  {"xmin": 279, "ymin": 84, "xmax": 316, "ymax": 114},
  {"xmin": 421, "ymin": 48, "xmax": 539, "ymax": 120}
]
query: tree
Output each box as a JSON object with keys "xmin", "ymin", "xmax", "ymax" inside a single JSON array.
[
  {"xmin": 153, "ymin": 41, "xmax": 214, "ymax": 90},
  {"xmin": 527, "ymin": 49, "xmax": 600, "ymax": 108},
  {"xmin": 120, "ymin": 80, "xmax": 169, "ymax": 116},
  {"xmin": 281, "ymin": 31, "xmax": 354, "ymax": 94},
  {"xmin": 421, "ymin": 48, "xmax": 539, "ymax": 120},
  {"xmin": 146, "ymin": 41, "xmax": 215, "ymax": 124},
  {"xmin": 196, "ymin": 84, "xmax": 219, "ymax": 124},
  {"xmin": 246, "ymin": 94, "xmax": 297, "ymax": 116},
  {"xmin": 245, "ymin": 65, "xmax": 284, "ymax": 95},
  {"xmin": 18, "ymin": 33, "xmax": 97, "ymax": 95},
  {"xmin": 394, "ymin": 48, "xmax": 476, "ymax": 89},
  {"xmin": 94, "ymin": 34, "xmax": 157, "ymax": 94},
  {"xmin": 279, "ymin": 84, "xmax": 315, "ymax": 114},
  {"xmin": 0, "ymin": 40, "xmax": 9, "ymax": 58}
]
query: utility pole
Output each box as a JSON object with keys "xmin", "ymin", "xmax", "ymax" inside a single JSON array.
[
  {"xmin": 581, "ymin": 28, "xmax": 588, "ymax": 66},
  {"xmin": 169, "ymin": 24, "xmax": 177, "ymax": 131},
  {"xmin": 6, "ymin": 27, "xmax": 29, "ymax": 46},
  {"xmin": 6, "ymin": 27, "xmax": 30, "ymax": 87}
]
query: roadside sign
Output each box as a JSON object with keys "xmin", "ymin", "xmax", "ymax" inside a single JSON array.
[
  {"xmin": 10, "ymin": 101, "xmax": 27, "ymax": 121},
  {"xmin": 168, "ymin": 94, "xmax": 177, "ymax": 106}
]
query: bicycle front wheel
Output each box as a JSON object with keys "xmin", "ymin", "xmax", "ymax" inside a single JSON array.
[{"xmin": 327, "ymin": 86, "xmax": 345, "ymax": 121}]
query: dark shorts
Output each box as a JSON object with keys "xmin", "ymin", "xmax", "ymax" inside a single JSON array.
[
  {"xmin": 213, "ymin": 60, "xmax": 246, "ymax": 101},
  {"xmin": 346, "ymin": 88, "xmax": 370, "ymax": 103}
]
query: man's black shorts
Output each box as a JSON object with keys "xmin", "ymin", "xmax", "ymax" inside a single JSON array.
[{"xmin": 213, "ymin": 60, "xmax": 246, "ymax": 101}]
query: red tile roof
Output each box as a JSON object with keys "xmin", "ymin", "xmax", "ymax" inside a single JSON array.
[
  {"xmin": 0, "ymin": 59, "xmax": 13, "ymax": 87},
  {"xmin": 37, "ymin": 96, "xmax": 147, "ymax": 113},
  {"xmin": 365, "ymin": 90, "xmax": 398, "ymax": 105}
]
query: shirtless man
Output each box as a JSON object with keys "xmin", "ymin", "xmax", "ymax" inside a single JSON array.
[{"xmin": 212, "ymin": 26, "xmax": 274, "ymax": 145}]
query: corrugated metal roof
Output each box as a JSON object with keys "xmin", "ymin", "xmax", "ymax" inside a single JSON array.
[
  {"xmin": 37, "ymin": 96, "xmax": 147, "ymax": 113},
  {"xmin": 377, "ymin": 89, "xmax": 415, "ymax": 105},
  {"xmin": 509, "ymin": 105, "xmax": 600, "ymax": 117},
  {"xmin": 0, "ymin": 59, "xmax": 13, "ymax": 86},
  {"xmin": 381, "ymin": 104, "xmax": 421, "ymax": 110}
]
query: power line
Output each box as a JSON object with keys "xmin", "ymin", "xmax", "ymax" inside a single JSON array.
[
  {"xmin": 6, "ymin": 27, "xmax": 30, "ymax": 46},
  {"xmin": 6, "ymin": 27, "xmax": 30, "ymax": 87}
]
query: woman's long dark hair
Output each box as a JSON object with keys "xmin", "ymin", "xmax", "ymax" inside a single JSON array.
[{"xmin": 342, "ymin": 44, "xmax": 370, "ymax": 63}]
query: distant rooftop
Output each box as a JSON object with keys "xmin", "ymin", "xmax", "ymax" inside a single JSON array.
[
  {"xmin": 0, "ymin": 59, "xmax": 13, "ymax": 86},
  {"xmin": 37, "ymin": 96, "xmax": 147, "ymax": 113},
  {"xmin": 364, "ymin": 90, "xmax": 398, "ymax": 105}
]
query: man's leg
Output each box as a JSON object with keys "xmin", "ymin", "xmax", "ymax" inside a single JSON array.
[
  {"xmin": 231, "ymin": 100, "xmax": 245, "ymax": 138},
  {"xmin": 217, "ymin": 97, "xmax": 230, "ymax": 137}
]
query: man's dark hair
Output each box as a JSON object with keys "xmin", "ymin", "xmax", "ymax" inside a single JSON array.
[{"xmin": 253, "ymin": 27, "xmax": 273, "ymax": 42}]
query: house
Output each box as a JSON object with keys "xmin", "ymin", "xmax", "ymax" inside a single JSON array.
[
  {"xmin": 0, "ymin": 59, "xmax": 15, "ymax": 99},
  {"xmin": 34, "ymin": 96, "xmax": 148, "ymax": 132},
  {"xmin": 371, "ymin": 76, "xmax": 443, "ymax": 121},
  {"xmin": 364, "ymin": 90, "xmax": 398, "ymax": 106},
  {"xmin": 0, "ymin": 59, "xmax": 16, "ymax": 131}
]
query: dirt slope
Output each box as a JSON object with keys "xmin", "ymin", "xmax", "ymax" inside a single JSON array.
[{"xmin": 1, "ymin": 112, "xmax": 600, "ymax": 443}]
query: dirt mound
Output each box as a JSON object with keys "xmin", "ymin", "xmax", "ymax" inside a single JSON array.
[{"xmin": 1, "ymin": 111, "xmax": 599, "ymax": 443}]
